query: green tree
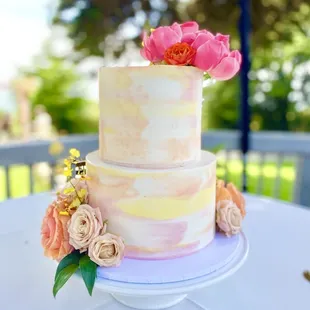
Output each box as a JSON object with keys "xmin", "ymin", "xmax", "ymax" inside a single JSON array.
[
  {"xmin": 53, "ymin": 0, "xmax": 310, "ymax": 132},
  {"xmin": 203, "ymin": 29, "xmax": 310, "ymax": 132},
  {"xmin": 53, "ymin": 0, "xmax": 309, "ymax": 59},
  {"xmin": 25, "ymin": 55, "xmax": 98, "ymax": 134}
]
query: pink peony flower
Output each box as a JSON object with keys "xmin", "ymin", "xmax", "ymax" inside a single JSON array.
[
  {"xmin": 194, "ymin": 38, "xmax": 228, "ymax": 71},
  {"xmin": 140, "ymin": 21, "xmax": 201, "ymax": 63},
  {"xmin": 140, "ymin": 21, "xmax": 241, "ymax": 80},
  {"xmin": 41, "ymin": 202, "xmax": 73, "ymax": 260},
  {"xmin": 140, "ymin": 24, "xmax": 182, "ymax": 62},
  {"xmin": 191, "ymin": 32, "xmax": 214, "ymax": 50},
  {"xmin": 215, "ymin": 33, "xmax": 230, "ymax": 50},
  {"xmin": 181, "ymin": 33, "xmax": 197, "ymax": 45},
  {"xmin": 208, "ymin": 50, "xmax": 242, "ymax": 81},
  {"xmin": 170, "ymin": 22, "xmax": 182, "ymax": 37},
  {"xmin": 180, "ymin": 21, "xmax": 199, "ymax": 34},
  {"xmin": 192, "ymin": 31, "xmax": 241, "ymax": 79},
  {"xmin": 182, "ymin": 29, "xmax": 214, "ymax": 46}
]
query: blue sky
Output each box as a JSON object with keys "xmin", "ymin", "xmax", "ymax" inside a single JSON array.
[{"xmin": 0, "ymin": 0, "xmax": 52, "ymax": 82}]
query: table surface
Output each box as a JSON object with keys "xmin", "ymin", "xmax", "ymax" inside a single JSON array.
[{"xmin": 0, "ymin": 193, "xmax": 309, "ymax": 310}]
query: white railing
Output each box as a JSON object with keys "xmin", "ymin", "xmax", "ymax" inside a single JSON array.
[{"xmin": 0, "ymin": 130, "xmax": 309, "ymax": 206}]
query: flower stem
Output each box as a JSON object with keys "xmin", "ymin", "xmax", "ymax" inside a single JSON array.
[{"xmin": 70, "ymin": 180, "xmax": 82, "ymax": 203}]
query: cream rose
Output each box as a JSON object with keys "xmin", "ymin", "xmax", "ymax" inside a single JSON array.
[
  {"xmin": 88, "ymin": 233, "xmax": 125, "ymax": 267},
  {"xmin": 216, "ymin": 200, "xmax": 242, "ymax": 237},
  {"xmin": 68, "ymin": 204, "xmax": 104, "ymax": 252}
]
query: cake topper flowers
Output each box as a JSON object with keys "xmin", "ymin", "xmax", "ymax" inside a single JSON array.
[
  {"xmin": 140, "ymin": 21, "xmax": 241, "ymax": 81},
  {"xmin": 41, "ymin": 149, "xmax": 125, "ymax": 297}
]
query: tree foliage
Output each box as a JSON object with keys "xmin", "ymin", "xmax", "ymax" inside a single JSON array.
[
  {"xmin": 25, "ymin": 53, "xmax": 98, "ymax": 134},
  {"xmin": 54, "ymin": 0, "xmax": 310, "ymax": 59},
  {"xmin": 203, "ymin": 29, "xmax": 310, "ymax": 132},
  {"xmin": 53, "ymin": 0, "xmax": 310, "ymax": 132}
]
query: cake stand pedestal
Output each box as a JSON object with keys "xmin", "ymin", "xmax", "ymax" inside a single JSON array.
[{"xmin": 91, "ymin": 232, "xmax": 249, "ymax": 310}]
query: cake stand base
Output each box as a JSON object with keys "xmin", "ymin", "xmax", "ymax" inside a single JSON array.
[
  {"xmin": 91, "ymin": 232, "xmax": 249, "ymax": 310},
  {"xmin": 111, "ymin": 293, "xmax": 187, "ymax": 310}
]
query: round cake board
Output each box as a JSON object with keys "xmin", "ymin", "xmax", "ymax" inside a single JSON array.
[
  {"xmin": 97, "ymin": 233, "xmax": 240, "ymax": 284},
  {"xmin": 89, "ymin": 232, "xmax": 249, "ymax": 310}
]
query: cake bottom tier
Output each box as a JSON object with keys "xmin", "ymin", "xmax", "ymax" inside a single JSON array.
[{"xmin": 86, "ymin": 150, "xmax": 216, "ymax": 260}]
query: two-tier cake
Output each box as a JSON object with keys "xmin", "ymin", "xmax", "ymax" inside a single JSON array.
[
  {"xmin": 41, "ymin": 21, "xmax": 246, "ymax": 297},
  {"xmin": 86, "ymin": 65, "xmax": 217, "ymax": 259}
]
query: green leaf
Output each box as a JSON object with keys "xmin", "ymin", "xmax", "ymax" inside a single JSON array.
[
  {"xmin": 53, "ymin": 264, "xmax": 79, "ymax": 297},
  {"xmin": 55, "ymin": 251, "xmax": 81, "ymax": 281},
  {"xmin": 79, "ymin": 255, "xmax": 97, "ymax": 296}
]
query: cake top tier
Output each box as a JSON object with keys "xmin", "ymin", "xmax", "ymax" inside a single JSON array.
[
  {"xmin": 99, "ymin": 65, "xmax": 204, "ymax": 168},
  {"xmin": 98, "ymin": 22, "xmax": 242, "ymax": 169}
]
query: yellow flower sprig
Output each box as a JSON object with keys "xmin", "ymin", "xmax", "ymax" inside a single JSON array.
[
  {"xmin": 57, "ymin": 180, "xmax": 88, "ymax": 216},
  {"xmin": 63, "ymin": 148, "xmax": 81, "ymax": 179},
  {"xmin": 57, "ymin": 148, "xmax": 91, "ymax": 216},
  {"xmin": 70, "ymin": 148, "xmax": 80, "ymax": 159}
]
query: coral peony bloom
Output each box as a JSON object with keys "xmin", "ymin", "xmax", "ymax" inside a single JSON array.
[
  {"xmin": 140, "ymin": 25, "xmax": 182, "ymax": 62},
  {"xmin": 208, "ymin": 50, "xmax": 242, "ymax": 81},
  {"xmin": 194, "ymin": 39, "xmax": 228, "ymax": 71},
  {"xmin": 216, "ymin": 179, "xmax": 246, "ymax": 218},
  {"xmin": 41, "ymin": 203, "xmax": 73, "ymax": 260},
  {"xmin": 226, "ymin": 182, "xmax": 246, "ymax": 217},
  {"xmin": 164, "ymin": 42, "xmax": 196, "ymax": 66}
]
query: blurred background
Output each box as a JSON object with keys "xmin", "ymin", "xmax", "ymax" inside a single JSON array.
[{"xmin": 0, "ymin": 0, "xmax": 310, "ymax": 205}]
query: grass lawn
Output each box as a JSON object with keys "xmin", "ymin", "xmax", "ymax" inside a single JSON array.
[
  {"xmin": 0, "ymin": 165, "xmax": 50, "ymax": 201},
  {"xmin": 0, "ymin": 160, "xmax": 295, "ymax": 202},
  {"xmin": 216, "ymin": 159, "xmax": 295, "ymax": 201}
]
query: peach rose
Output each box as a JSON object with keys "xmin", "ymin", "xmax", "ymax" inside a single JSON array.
[
  {"xmin": 68, "ymin": 204, "xmax": 104, "ymax": 252},
  {"xmin": 216, "ymin": 200, "xmax": 242, "ymax": 237},
  {"xmin": 41, "ymin": 202, "xmax": 73, "ymax": 260},
  {"xmin": 88, "ymin": 233, "xmax": 125, "ymax": 267},
  {"xmin": 216, "ymin": 179, "xmax": 246, "ymax": 217}
]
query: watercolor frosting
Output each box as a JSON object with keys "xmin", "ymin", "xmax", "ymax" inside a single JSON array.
[
  {"xmin": 40, "ymin": 21, "xmax": 245, "ymax": 299},
  {"xmin": 99, "ymin": 65, "xmax": 203, "ymax": 168},
  {"xmin": 86, "ymin": 150, "xmax": 216, "ymax": 259}
]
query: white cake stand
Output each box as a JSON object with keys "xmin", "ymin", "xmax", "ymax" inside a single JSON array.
[{"xmin": 92, "ymin": 232, "xmax": 249, "ymax": 310}]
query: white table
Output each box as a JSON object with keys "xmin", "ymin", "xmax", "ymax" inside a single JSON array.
[{"xmin": 0, "ymin": 193, "xmax": 309, "ymax": 310}]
